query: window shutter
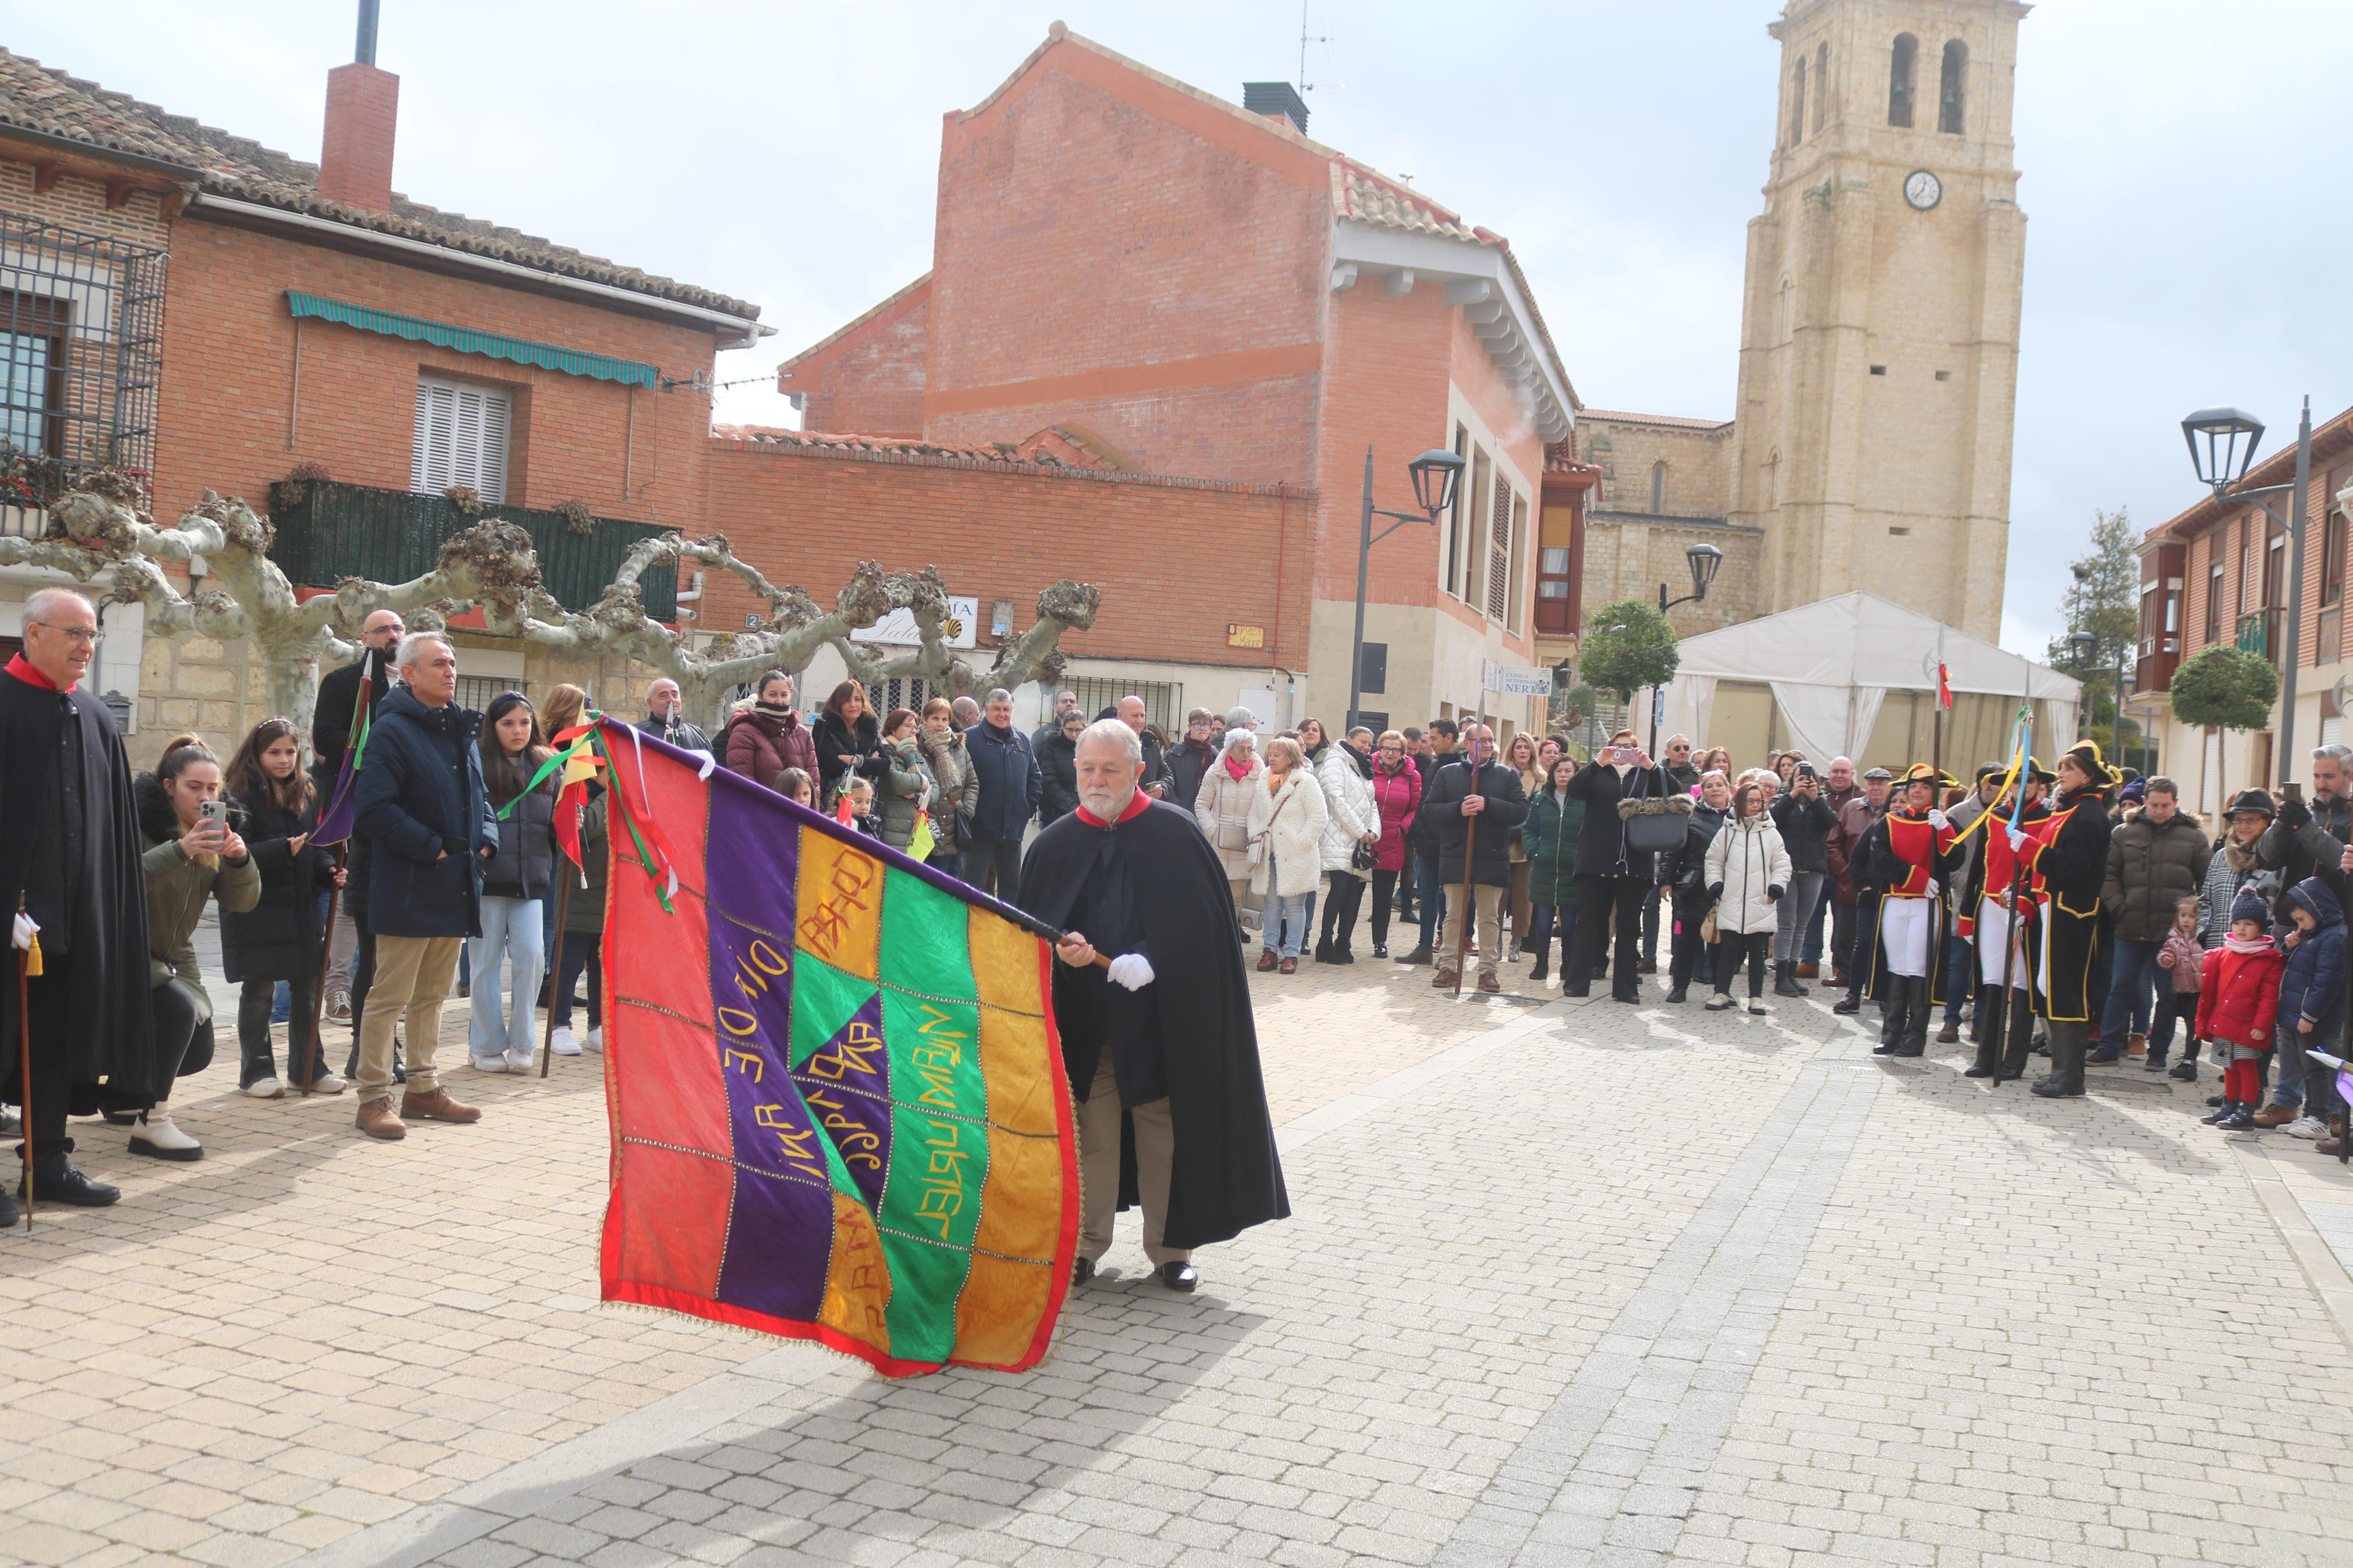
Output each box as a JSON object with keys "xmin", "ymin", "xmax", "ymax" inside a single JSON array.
[
  {"xmin": 1486, "ymin": 475, "xmax": 1512, "ymax": 621},
  {"xmin": 412, "ymin": 376, "xmax": 510, "ymax": 504}
]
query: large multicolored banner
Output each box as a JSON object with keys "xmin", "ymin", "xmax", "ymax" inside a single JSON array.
[{"xmin": 592, "ymin": 719, "xmax": 1080, "ymax": 1376}]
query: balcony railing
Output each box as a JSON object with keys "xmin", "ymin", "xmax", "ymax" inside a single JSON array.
[
  {"xmin": 2236, "ymin": 607, "xmax": 2283, "ymax": 667},
  {"xmin": 268, "ymin": 480, "xmax": 676, "ymax": 620}
]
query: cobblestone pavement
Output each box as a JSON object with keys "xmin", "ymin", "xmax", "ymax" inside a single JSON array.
[{"xmin": 5, "ymin": 940, "xmax": 2353, "ymax": 1567}]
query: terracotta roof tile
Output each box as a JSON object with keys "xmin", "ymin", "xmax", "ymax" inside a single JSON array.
[
  {"xmin": 1334, "ymin": 163, "xmax": 1479, "ymax": 243},
  {"xmin": 0, "ymin": 48, "xmax": 760, "ymax": 322},
  {"xmin": 1576, "ymin": 408, "xmax": 1733, "ymax": 432}
]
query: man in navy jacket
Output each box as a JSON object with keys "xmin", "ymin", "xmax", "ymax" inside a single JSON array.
[
  {"xmin": 963, "ymin": 687, "xmax": 1043, "ymax": 901},
  {"xmin": 352, "ymin": 632, "xmax": 499, "ymax": 1141}
]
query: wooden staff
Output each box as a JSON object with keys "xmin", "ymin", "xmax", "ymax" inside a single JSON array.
[
  {"xmin": 541, "ymin": 869, "xmax": 573, "ymax": 1078},
  {"xmin": 1451, "ymin": 742, "xmax": 1481, "ymax": 997},
  {"xmin": 301, "ymin": 844, "xmax": 346, "ymax": 1097},
  {"xmin": 17, "ymin": 894, "xmax": 31, "ymax": 1231}
]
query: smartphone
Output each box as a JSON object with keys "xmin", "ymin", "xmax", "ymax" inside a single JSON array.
[
  {"xmin": 197, "ymin": 799, "xmax": 227, "ymax": 829},
  {"xmin": 2284, "ymin": 783, "xmax": 2304, "ymax": 803}
]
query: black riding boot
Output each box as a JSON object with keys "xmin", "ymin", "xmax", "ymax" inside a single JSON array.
[
  {"xmin": 1996, "ymin": 991, "xmax": 2035, "ymax": 1080},
  {"xmin": 2035, "ymin": 1019, "xmax": 2088, "ymax": 1097},
  {"xmin": 1894, "ymin": 976, "xmax": 1932, "ymax": 1056},
  {"xmin": 1966, "ymin": 984, "xmax": 2003, "ymax": 1076},
  {"xmin": 1873, "ymin": 983, "xmax": 1910, "ymax": 1055}
]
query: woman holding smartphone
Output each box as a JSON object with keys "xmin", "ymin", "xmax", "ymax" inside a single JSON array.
[
  {"xmin": 134, "ymin": 735, "xmax": 262, "ymax": 1159},
  {"xmin": 1562, "ymin": 729, "xmax": 1670, "ymax": 1004}
]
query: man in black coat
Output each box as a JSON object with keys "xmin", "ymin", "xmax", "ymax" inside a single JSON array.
[
  {"xmin": 1563, "ymin": 731, "xmax": 1671, "ymax": 1003},
  {"xmin": 638, "ymin": 677, "xmax": 712, "ymax": 753},
  {"xmin": 1422, "ymin": 723, "xmax": 1529, "ymax": 993},
  {"xmin": 1017, "ymin": 719, "xmax": 1287, "ymax": 1292},
  {"xmin": 1165, "ymin": 708, "xmax": 1219, "ymax": 810},
  {"xmin": 0, "ymin": 588, "xmax": 153, "ymax": 1215},
  {"xmin": 964, "ymin": 688, "xmax": 1044, "ymax": 900},
  {"xmin": 351, "ymin": 632, "xmax": 499, "ymax": 1140}
]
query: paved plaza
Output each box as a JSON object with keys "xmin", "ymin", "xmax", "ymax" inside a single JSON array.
[{"xmin": 6, "ymin": 939, "xmax": 2353, "ymax": 1568}]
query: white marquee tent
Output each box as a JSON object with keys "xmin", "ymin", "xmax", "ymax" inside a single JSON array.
[{"xmin": 1645, "ymin": 592, "xmax": 2082, "ymax": 767}]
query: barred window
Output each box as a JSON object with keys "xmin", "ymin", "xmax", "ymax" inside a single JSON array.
[
  {"xmin": 0, "ymin": 211, "xmax": 166, "ymax": 525},
  {"xmin": 1070, "ymin": 677, "xmax": 1183, "ymax": 734}
]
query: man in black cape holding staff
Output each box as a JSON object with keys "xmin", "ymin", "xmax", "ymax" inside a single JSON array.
[
  {"xmin": 1018, "ymin": 717, "xmax": 1288, "ymax": 1292},
  {"xmin": 0, "ymin": 588, "xmax": 156, "ymax": 1222}
]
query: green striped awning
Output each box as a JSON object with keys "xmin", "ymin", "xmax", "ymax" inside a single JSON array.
[{"xmin": 285, "ymin": 291, "xmax": 658, "ymax": 387}]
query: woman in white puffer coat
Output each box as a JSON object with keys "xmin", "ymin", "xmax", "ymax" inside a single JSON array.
[
  {"xmin": 1195, "ymin": 728, "xmax": 1265, "ymax": 919},
  {"xmin": 1702, "ymin": 778, "xmax": 1791, "ymax": 1015},
  {"xmin": 1247, "ymin": 735, "xmax": 1329, "ymax": 975},
  {"xmin": 1314, "ymin": 727, "xmax": 1379, "ymax": 964}
]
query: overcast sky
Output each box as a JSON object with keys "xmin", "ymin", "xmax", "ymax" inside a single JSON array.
[{"xmin": 19, "ymin": 1, "xmax": 2351, "ymax": 658}]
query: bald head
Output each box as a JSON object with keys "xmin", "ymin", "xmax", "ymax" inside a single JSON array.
[{"xmin": 359, "ymin": 607, "xmax": 406, "ymax": 652}]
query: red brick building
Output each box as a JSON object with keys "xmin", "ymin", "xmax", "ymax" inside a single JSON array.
[
  {"xmin": 773, "ymin": 24, "xmax": 1580, "ymax": 736},
  {"xmin": 2136, "ymin": 405, "xmax": 2353, "ymax": 820},
  {"xmin": 0, "ymin": 39, "xmax": 765, "ymax": 754}
]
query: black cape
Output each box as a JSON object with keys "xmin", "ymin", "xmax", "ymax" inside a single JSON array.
[
  {"xmin": 1017, "ymin": 797, "xmax": 1289, "ymax": 1250},
  {"xmin": 0, "ymin": 667, "xmax": 156, "ymax": 1107}
]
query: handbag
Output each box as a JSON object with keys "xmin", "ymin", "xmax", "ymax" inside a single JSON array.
[
  {"xmin": 1618, "ymin": 774, "xmax": 1688, "ymax": 855},
  {"xmin": 1351, "ymin": 840, "xmax": 1376, "ymax": 873},
  {"xmin": 1218, "ymin": 820, "xmax": 1247, "ymax": 852}
]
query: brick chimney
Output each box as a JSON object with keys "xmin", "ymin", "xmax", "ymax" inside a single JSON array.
[{"xmin": 318, "ymin": 1, "xmax": 398, "ymax": 213}]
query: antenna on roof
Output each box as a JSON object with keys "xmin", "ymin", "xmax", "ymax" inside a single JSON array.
[
  {"xmin": 1298, "ymin": 1, "xmax": 1334, "ymax": 94},
  {"xmin": 354, "ymin": 0, "xmax": 381, "ymax": 66}
]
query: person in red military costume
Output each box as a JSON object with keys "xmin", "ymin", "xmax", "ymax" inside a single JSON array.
[
  {"xmin": 1861, "ymin": 765, "xmax": 1961, "ymax": 1057},
  {"xmin": 2006, "ymin": 741, "xmax": 2121, "ymax": 1097},
  {"xmin": 1962, "ymin": 759, "xmax": 2054, "ymax": 1080}
]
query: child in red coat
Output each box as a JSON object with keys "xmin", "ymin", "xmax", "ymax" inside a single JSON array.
[{"xmin": 2195, "ymin": 887, "xmax": 2285, "ymax": 1130}]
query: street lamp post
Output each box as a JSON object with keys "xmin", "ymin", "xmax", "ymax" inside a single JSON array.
[
  {"xmin": 1646, "ymin": 542, "xmax": 1727, "ymax": 753},
  {"xmin": 2183, "ymin": 400, "xmax": 2315, "ymax": 787},
  {"xmin": 1348, "ymin": 445, "xmax": 1464, "ymax": 733}
]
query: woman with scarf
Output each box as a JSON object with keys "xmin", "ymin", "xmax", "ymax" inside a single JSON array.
[
  {"xmin": 1247, "ymin": 735, "xmax": 1329, "ymax": 974},
  {"xmin": 1366, "ymin": 730, "xmax": 1422, "ymax": 959},
  {"xmin": 1314, "ymin": 726, "xmax": 1379, "ymax": 963},
  {"xmin": 1195, "ymin": 726, "xmax": 1265, "ymax": 925},
  {"xmin": 917, "ymin": 696, "xmax": 977, "ymax": 872},
  {"xmin": 220, "ymin": 717, "xmax": 344, "ymax": 1096},
  {"xmin": 723, "ymin": 670, "xmax": 819, "ymax": 793},
  {"xmin": 873, "ymin": 708, "xmax": 935, "ymax": 851},
  {"xmin": 1504, "ymin": 732, "xmax": 1543, "ymax": 958}
]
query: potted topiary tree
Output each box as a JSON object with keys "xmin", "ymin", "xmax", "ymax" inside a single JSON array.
[{"xmin": 2166, "ymin": 643, "xmax": 2279, "ymax": 816}]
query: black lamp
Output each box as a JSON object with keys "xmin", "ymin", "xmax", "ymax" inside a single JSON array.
[
  {"xmin": 1408, "ymin": 449, "xmax": 1465, "ymax": 517},
  {"xmin": 2181, "ymin": 406, "xmax": 2265, "ymax": 494},
  {"xmin": 1685, "ymin": 542, "xmax": 1724, "ymax": 598}
]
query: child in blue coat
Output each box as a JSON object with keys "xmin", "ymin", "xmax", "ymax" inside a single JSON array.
[{"xmin": 2272, "ymin": 876, "xmax": 2346, "ymax": 1137}]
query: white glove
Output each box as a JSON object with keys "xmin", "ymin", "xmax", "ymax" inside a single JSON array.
[
  {"xmin": 10, "ymin": 912, "xmax": 36, "ymax": 951},
  {"xmin": 1106, "ymin": 953, "xmax": 1155, "ymax": 991},
  {"xmin": 2006, "ymin": 826, "xmax": 2027, "ymax": 854},
  {"xmin": 1925, "ymin": 879, "xmax": 1940, "ymax": 900},
  {"xmin": 1927, "ymin": 809, "xmax": 1949, "ymax": 830}
]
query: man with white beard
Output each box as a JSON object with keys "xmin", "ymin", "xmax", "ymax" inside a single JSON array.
[{"xmin": 1016, "ymin": 719, "xmax": 1288, "ymax": 1292}]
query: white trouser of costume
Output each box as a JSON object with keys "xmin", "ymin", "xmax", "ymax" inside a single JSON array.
[
  {"xmin": 1880, "ymin": 895, "xmax": 1932, "ymax": 978},
  {"xmin": 1975, "ymin": 895, "xmax": 2043, "ymax": 992}
]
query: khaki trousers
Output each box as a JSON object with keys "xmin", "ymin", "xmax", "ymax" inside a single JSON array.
[
  {"xmin": 357, "ymin": 935, "xmax": 460, "ymax": 1100},
  {"xmin": 1444, "ymin": 883, "xmax": 1506, "ymax": 976},
  {"xmin": 1076, "ymin": 1052, "xmax": 1188, "ymax": 1267}
]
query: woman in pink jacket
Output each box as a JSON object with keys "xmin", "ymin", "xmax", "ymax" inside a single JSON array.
[{"xmin": 1367, "ymin": 729, "xmax": 1423, "ymax": 958}]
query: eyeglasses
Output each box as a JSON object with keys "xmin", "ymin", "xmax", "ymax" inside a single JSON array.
[{"xmin": 29, "ymin": 621, "xmax": 98, "ymax": 644}]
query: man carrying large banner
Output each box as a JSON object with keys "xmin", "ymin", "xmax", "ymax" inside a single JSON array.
[
  {"xmin": 1018, "ymin": 719, "xmax": 1289, "ymax": 1293},
  {"xmin": 592, "ymin": 716, "xmax": 1084, "ymax": 1377}
]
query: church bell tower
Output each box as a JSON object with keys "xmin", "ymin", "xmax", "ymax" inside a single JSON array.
[{"xmin": 1726, "ymin": 0, "xmax": 2029, "ymax": 643}]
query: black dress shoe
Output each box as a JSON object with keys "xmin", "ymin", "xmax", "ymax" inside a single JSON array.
[
  {"xmin": 22, "ymin": 1156, "xmax": 120, "ymax": 1207},
  {"xmin": 1071, "ymin": 1256, "xmax": 1095, "ymax": 1286},
  {"xmin": 2031, "ymin": 1078, "xmax": 2084, "ymax": 1099},
  {"xmin": 1832, "ymin": 996, "xmax": 1861, "ymax": 1015},
  {"xmin": 1372, "ymin": 944, "xmax": 1389, "ymax": 959},
  {"xmin": 1962, "ymin": 1065, "xmax": 1995, "ymax": 1078},
  {"xmin": 1156, "ymin": 1261, "xmax": 1198, "ymax": 1292}
]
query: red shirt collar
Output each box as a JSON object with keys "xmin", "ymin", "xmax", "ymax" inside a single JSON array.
[
  {"xmin": 4, "ymin": 652, "xmax": 66, "ymax": 691},
  {"xmin": 1075, "ymin": 790, "xmax": 1152, "ymax": 829}
]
